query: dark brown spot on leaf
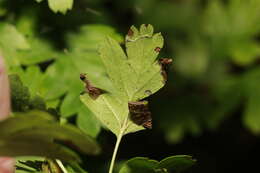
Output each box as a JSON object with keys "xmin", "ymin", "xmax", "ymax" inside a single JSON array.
[
  {"xmin": 159, "ymin": 58, "xmax": 173, "ymax": 65},
  {"xmin": 87, "ymin": 86, "xmax": 106, "ymax": 100},
  {"xmin": 145, "ymin": 24, "xmax": 149, "ymax": 27},
  {"xmin": 80, "ymin": 73, "xmax": 106, "ymax": 99},
  {"xmin": 143, "ymin": 119, "xmax": 152, "ymax": 129},
  {"xmin": 127, "ymin": 28, "xmax": 134, "ymax": 37},
  {"xmin": 128, "ymin": 101, "xmax": 152, "ymax": 129},
  {"xmin": 158, "ymin": 58, "xmax": 173, "ymax": 83},
  {"xmin": 154, "ymin": 47, "xmax": 161, "ymax": 52}
]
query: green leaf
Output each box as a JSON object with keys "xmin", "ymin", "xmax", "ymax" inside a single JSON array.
[
  {"xmin": 60, "ymin": 81, "xmax": 83, "ymax": 117},
  {"xmin": 35, "ymin": 0, "xmax": 73, "ymax": 14},
  {"xmin": 119, "ymin": 155, "xmax": 195, "ymax": 173},
  {"xmin": 41, "ymin": 56, "xmax": 73, "ymax": 101},
  {"xmin": 80, "ymin": 24, "xmax": 166, "ymax": 137},
  {"xmin": 157, "ymin": 155, "xmax": 196, "ymax": 172},
  {"xmin": 119, "ymin": 157, "xmax": 158, "ymax": 173},
  {"xmin": 48, "ymin": 0, "xmax": 73, "ymax": 14},
  {"xmin": 15, "ymin": 156, "xmax": 44, "ymax": 173},
  {"xmin": 203, "ymin": 0, "xmax": 260, "ymax": 63},
  {"xmin": 15, "ymin": 10, "xmax": 58, "ymax": 65},
  {"xmin": 0, "ymin": 22, "xmax": 30, "ymax": 68},
  {"xmin": 76, "ymin": 106, "xmax": 101, "ymax": 138},
  {"xmin": 18, "ymin": 65, "xmax": 45, "ymax": 97},
  {"xmin": 243, "ymin": 68, "xmax": 260, "ymax": 133},
  {"xmin": 230, "ymin": 41, "xmax": 260, "ymax": 66},
  {"xmin": 52, "ymin": 25, "xmax": 123, "ymax": 115},
  {"xmin": 36, "ymin": 0, "xmax": 73, "ymax": 14},
  {"xmin": 0, "ymin": 111, "xmax": 101, "ymax": 161},
  {"xmin": 66, "ymin": 162, "xmax": 89, "ymax": 173}
]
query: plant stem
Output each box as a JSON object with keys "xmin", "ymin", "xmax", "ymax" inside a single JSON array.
[
  {"xmin": 108, "ymin": 130, "xmax": 124, "ymax": 173},
  {"xmin": 56, "ymin": 159, "xmax": 68, "ymax": 173},
  {"xmin": 109, "ymin": 117, "xmax": 129, "ymax": 173}
]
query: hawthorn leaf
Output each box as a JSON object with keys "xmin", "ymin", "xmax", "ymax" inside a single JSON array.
[
  {"xmin": 0, "ymin": 111, "xmax": 101, "ymax": 161},
  {"xmin": 35, "ymin": 0, "xmax": 73, "ymax": 14},
  {"xmin": 15, "ymin": 156, "xmax": 44, "ymax": 173},
  {"xmin": 230, "ymin": 41, "xmax": 260, "ymax": 66},
  {"xmin": 56, "ymin": 25, "xmax": 123, "ymax": 118},
  {"xmin": 243, "ymin": 68, "xmax": 260, "ymax": 133},
  {"xmin": 76, "ymin": 106, "xmax": 101, "ymax": 138},
  {"xmin": 41, "ymin": 55, "xmax": 74, "ymax": 101},
  {"xmin": 80, "ymin": 24, "xmax": 167, "ymax": 137},
  {"xmin": 15, "ymin": 10, "xmax": 58, "ymax": 65},
  {"xmin": 157, "ymin": 155, "xmax": 196, "ymax": 172},
  {"xmin": 18, "ymin": 66, "xmax": 45, "ymax": 97},
  {"xmin": 66, "ymin": 162, "xmax": 89, "ymax": 173},
  {"xmin": 119, "ymin": 157, "xmax": 158, "ymax": 173},
  {"xmin": 119, "ymin": 155, "xmax": 195, "ymax": 173},
  {"xmin": 0, "ymin": 23, "xmax": 30, "ymax": 68},
  {"xmin": 48, "ymin": 0, "xmax": 73, "ymax": 14},
  {"xmin": 60, "ymin": 81, "xmax": 83, "ymax": 117}
]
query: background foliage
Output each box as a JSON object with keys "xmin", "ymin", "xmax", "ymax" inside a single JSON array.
[{"xmin": 1, "ymin": 0, "xmax": 260, "ymax": 172}]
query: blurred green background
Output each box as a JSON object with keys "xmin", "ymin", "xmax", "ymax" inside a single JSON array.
[{"xmin": 1, "ymin": 0, "xmax": 260, "ymax": 172}]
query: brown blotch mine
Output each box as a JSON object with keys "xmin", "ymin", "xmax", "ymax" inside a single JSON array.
[
  {"xmin": 159, "ymin": 58, "xmax": 173, "ymax": 65},
  {"xmin": 128, "ymin": 101, "xmax": 152, "ymax": 129},
  {"xmin": 80, "ymin": 73, "xmax": 106, "ymax": 99},
  {"xmin": 158, "ymin": 58, "xmax": 173, "ymax": 83},
  {"xmin": 154, "ymin": 47, "xmax": 161, "ymax": 52},
  {"xmin": 127, "ymin": 28, "xmax": 134, "ymax": 37},
  {"xmin": 145, "ymin": 24, "xmax": 149, "ymax": 27}
]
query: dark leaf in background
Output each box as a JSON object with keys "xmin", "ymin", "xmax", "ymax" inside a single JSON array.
[
  {"xmin": 0, "ymin": 111, "xmax": 100, "ymax": 161},
  {"xmin": 119, "ymin": 155, "xmax": 195, "ymax": 173}
]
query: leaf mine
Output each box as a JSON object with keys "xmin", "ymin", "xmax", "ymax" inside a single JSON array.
[
  {"xmin": 159, "ymin": 58, "xmax": 173, "ymax": 83},
  {"xmin": 128, "ymin": 101, "xmax": 152, "ymax": 129},
  {"xmin": 80, "ymin": 73, "xmax": 106, "ymax": 100},
  {"xmin": 154, "ymin": 47, "xmax": 161, "ymax": 52}
]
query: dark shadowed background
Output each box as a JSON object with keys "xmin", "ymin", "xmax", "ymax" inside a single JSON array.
[{"xmin": 1, "ymin": 0, "xmax": 260, "ymax": 172}]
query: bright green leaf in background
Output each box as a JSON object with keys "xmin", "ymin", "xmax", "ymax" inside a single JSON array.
[
  {"xmin": 119, "ymin": 155, "xmax": 195, "ymax": 173},
  {"xmin": 4, "ymin": 23, "xmax": 123, "ymax": 138},
  {"xmin": 243, "ymin": 68, "xmax": 260, "ymax": 134},
  {"xmin": 204, "ymin": 0, "xmax": 260, "ymax": 66},
  {"xmin": 132, "ymin": 0, "xmax": 260, "ymax": 144},
  {"xmin": 35, "ymin": 0, "xmax": 73, "ymax": 14},
  {"xmin": 0, "ymin": 23, "xmax": 30, "ymax": 68}
]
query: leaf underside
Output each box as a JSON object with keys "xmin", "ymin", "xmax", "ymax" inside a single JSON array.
[{"xmin": 80, "ymin": 24, "xmax": 168, "ymax": 137}]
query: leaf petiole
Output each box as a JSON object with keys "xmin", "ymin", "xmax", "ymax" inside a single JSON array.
[
  {"xmin": 108, "ymin": 117, "xmax": 128, "ymax": 173},
  {"xmin": 56, "ymin": 159, "xmax": 68, "ymax": 173}
]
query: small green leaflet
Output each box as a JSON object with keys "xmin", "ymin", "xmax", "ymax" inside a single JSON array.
[
  {"xmin": 119, "ymin": 155, "xmax": 196, "ymax": 173},
  {"xmin": 0, "ymin": 111, "xmax": 100, "ymax": 162},
  {"xmin": 35, "ymin": 0, "xmax": 73, "ymax": 14},
  {"xmin": 80, "ymin": 24, "xmax": 169, "ymax": 137}
]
